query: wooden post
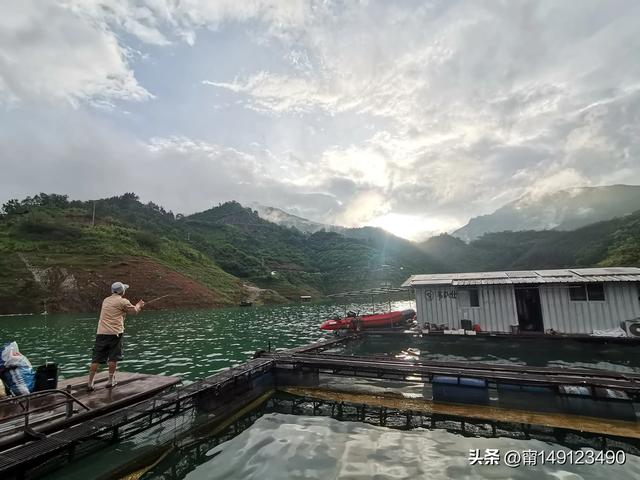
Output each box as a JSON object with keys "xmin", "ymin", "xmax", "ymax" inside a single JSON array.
[{"xmin": 66, "ymin": 384, "xmax": 73, "ymax": 418}]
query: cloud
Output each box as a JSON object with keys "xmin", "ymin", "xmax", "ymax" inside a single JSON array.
[
  {"xmin": 0, "ymin": 108, "xmax": 342, "ymax": 221},
  {"xmin": 2, "ymin": 1, "xmax": 640, "ymax": 241},
  {"xmin": 331, "ymin": 190, "xmax": 389, "ymax": 227},
  {"xmin": 203, "ymin": 73, "xmax": 349, "ymax": 115},
  {"xmin": 0, "ymin": 0, "xmax": 309, "ymax": 106},
  {"xmin": 0, "ymin": 1, "xmax": 152, "ymax": 107}
]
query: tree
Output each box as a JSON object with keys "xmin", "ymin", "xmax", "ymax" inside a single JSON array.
[{"xmin": 1, "ymin": 199, "xmax": 23, "ymax": 215}]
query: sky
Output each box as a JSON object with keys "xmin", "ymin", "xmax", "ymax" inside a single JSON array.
[{"xmin": 1, "ymin": 0, "xmax": 640, "ymax": 241}]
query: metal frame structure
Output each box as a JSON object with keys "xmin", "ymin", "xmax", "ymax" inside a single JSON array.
[
  {"xmin": 128, "ymin": 391, "xmax": 640, "ymax": 480},
  {"xmin": 2, "ymin": 333, "xmax": 639, "ymax": 478},
  {"xmin": 0, "ymin": 359, "xmax": 274, "ymax": 479},
  {"xmin": 267, "ymin": 352, "xmax": 640, "ymax": 399},
  {"xmin": 0, "ymin": 388, "xmax": 90, "ymax": 437}
]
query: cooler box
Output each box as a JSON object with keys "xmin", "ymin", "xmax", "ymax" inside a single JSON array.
[{"xmin": 34, "ymin": 363, "xmax": 59, "ymax": 391}]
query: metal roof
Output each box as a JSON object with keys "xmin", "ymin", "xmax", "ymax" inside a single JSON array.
[{"xmin": 402, "ymin": 267, "xmax": 640, "ymax": 287}]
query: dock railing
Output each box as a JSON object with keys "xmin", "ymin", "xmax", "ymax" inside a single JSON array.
[{"xmin": 0, "ymin": 388, "xmax": 91, "ymax": 437}]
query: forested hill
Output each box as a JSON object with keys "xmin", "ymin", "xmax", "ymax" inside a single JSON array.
[
  {"xmin": 0, "ymin": 194, "xmax": 443, "ymax": 313},
  {"xmin": 421, "ymin": 209, "xmax": 640, "ymax": 271},
  {"xmin": 1, "ymin": 193, "xmax": 638, "ymax": 314},
  {"xmin": 180, "ymin": 201, "xmax": 445, "ymax": 295}
]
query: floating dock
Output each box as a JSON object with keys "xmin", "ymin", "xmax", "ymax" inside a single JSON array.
[
  {"xmin": 0, "ymin": 372, "xmax": 180, "ymax": 451},
  {"xmin": 1, "ymin": 332, "xmax": 639, "ymax": 478},
  {"xmin": 363, "ymin": 328, "xmax": 640, "ymax": 343},
  {"xmin": 269, "ymin": 351, "xmax": 640, "ymax": 394}
]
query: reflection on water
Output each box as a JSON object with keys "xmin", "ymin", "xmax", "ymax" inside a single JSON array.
[
  {"xmin": 185, "ymin": 413, "xmax": 640, "ymax": 480},
  {"xmin": 4, "ymin": 301, "xmax": 640, "ymax": 480},
  {"xmin": 340, "ymin": 334, "xmax": 640, "ymax": 373}
]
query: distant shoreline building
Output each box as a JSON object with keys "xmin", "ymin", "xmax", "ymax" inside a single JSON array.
[{"xmin": 402, "ymin": 267, "xmax": 640, "ymax": 335}]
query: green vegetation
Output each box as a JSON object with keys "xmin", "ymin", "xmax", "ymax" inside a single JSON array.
[
  {"xmin": 421, "ymin": 210, "xmax": 640, "ymax": 271},
  {"xmin": 1, "ymin": 192, "xmax": 638, "ymax": 313},
  {"xmin": 0, "ymin": 194, "xmax": 241, "ymax": 313}
]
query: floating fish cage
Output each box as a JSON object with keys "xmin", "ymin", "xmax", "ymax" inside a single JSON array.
[
  {"xmin": 2, "ymin": 334, "xmax": 640, "ymax": 479},
  {"xmin": 135, "ymin": 390, "xmax": 640, "ymax": 480}
]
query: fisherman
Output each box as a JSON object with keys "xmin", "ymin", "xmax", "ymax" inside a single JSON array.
[{"xmin": 87, "ymin": 282, "xmax": 144, "ymax": 391}]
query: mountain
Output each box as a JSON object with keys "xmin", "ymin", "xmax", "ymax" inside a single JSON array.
[
  {"xmin": 3, "ymin": 192, "xmax": 639, "ymax": 314},
  {"xmin": 453, "ymin": 185, "xmax": 640, "ymax": 242},
  {"xmin": 182, "ymin": 201, "xmax": 443, "ymax": 296},
  {"xmin": 421, "ymin": 208, "xmax": 640, "ymax": 272},
  {"xmin": 0, "ymin": 195, "xmax": 444, "ymax": 313},
  {"xmin": 251, "ymin": 204, "xmax": 345, "ymax": 234},
  {"xmin": 0, "ymin": 194, "xmax": 248, "ymax": 314}
]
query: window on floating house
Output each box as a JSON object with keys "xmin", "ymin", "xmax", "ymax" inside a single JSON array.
[
  {"xmin": 569, "ymin": 285, "xmax": 587, "ymax": 301},
  {"xmin": 586, "ymin": 283, "xmax": 605, "ymax": 301},
  {"xmin": 569, "ymin": 283, "xmax": 605, "ymax": 302},
  {"xmin": 458, "ymin": 288, "xmax": 480, "ymax": 307},
  {"xmin": 469, "ymin": 288, "xmax": 480, "ymax": 307}
]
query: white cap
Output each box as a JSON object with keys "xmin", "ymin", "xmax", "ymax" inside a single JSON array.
[{"xmin": 111, "ymin": 282, "xmax": 129, "ymax": 294}]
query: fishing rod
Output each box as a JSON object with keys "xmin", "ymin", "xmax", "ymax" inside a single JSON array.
[{"xmin": 144, "ymin": 294, "xmax": 173, "ymax": 305}]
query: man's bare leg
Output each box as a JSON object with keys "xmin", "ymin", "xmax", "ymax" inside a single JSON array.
[
  {"xmin": 87, "ymin": 362, "xmax": 99, "ymax": 391},
  {"xmin": 106, "ymin": 361, "xmax": 118, "ymax": 388}
]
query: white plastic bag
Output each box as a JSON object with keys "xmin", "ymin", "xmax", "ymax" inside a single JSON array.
[{"xmin": 1, "ymin": 342, "xmax": 35, "ymax": 395}]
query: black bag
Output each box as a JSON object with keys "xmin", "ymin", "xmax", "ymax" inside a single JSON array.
[{"xmin": 34, "ymin": 363, "xmax": 58, "ymax": 391}]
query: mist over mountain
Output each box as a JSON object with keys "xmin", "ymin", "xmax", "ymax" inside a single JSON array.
[
  {"xmin": 453, "ymin": 185, "xmax": 640, "ymax": 242},
  {"xmin": 251, "ymin": 204, "xmax": 346, "ymax": 235}
]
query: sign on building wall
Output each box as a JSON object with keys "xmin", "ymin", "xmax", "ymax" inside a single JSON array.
[{"xmin": 424, "ymin": 290, "xmax": 458, "ymax": 300}]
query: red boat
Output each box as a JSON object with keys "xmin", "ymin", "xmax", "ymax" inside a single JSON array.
[{"xmin": 320, "ymin": 309, "xmax": 416, "ymax": 331}]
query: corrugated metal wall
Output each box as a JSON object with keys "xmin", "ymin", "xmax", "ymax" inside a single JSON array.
[
  {"xmin": 415, "ymin": 282, "xmax": 640, "ymax": 333},
  {"xmin": 540, "ymin": 282, "xmax": 640, "ymax": 333},
  {"xmin": 415, "ymin": 285, "xmax": 517, "ymax": 332}
]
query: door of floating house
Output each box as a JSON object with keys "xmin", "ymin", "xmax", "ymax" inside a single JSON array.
[{"xmin": 514, "ymin": 286, "xmax": 544, "ymax": 333}]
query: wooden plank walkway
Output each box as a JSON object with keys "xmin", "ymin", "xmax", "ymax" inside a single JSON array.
[
  {"xmin": 272, "ymin": 353, "xmax": 640, "ymax": 393},
  {"xmin": 302, "ymin": 352, "xmax": 640, "ymax": 381},
  {"xmin": 281, "ymin": 386, "xmax": 640, "ymax": 439},
  {"xmin": 0, "ymin": 372, "xmax": 180, "ymax": 449},
  {"xmin": 284, "ymin": 335, "xmax": 356, "ymax": 354},
  {"xmin": 0, "ymin": 359, "xmax": 275, "ymax": 478},
  {"xmin": 363, "ymin": 329, "xmax": 640, "ymax": 343},
  {"xmin": 58, "ymin": 372, "xmax": 180, "ymax": 413}
]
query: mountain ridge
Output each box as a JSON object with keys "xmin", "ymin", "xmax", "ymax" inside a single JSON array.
[
  {"xmin": 1, "ymin": 189, "xmax": 639, "ymax": 314},
  {"xmin": 453, "ymin": 184, "xmax": 640, "ymax": 242}
]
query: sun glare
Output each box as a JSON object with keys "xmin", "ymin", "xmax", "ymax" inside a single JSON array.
[{"xmin": 368, "ymin": 213, "xmax": 460, "ymax": 241}]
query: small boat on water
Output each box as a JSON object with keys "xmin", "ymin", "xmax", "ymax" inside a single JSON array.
[{"xmin": 320, "ymin": 309, "xmax": 416, "ymax": 331}]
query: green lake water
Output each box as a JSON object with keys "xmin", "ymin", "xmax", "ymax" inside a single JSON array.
[
  {"xmin": 0, "ymin": 302, "xmax": 378, "ymax": 381},
  {"xmin": 2, "ymin": 301, "xmax": 640, "ymax": 479}
]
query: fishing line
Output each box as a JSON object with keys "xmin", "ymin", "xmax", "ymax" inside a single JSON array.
[
  {"xmin": 43, "ymin": 299, "xmax": 49, "ymax": 364},
  {"xmin": 144, "ymin": 294, "xmax": 173, "ymax": 306}
]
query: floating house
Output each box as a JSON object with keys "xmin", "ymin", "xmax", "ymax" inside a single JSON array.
[{"xmin": 402, "ymin": 267, "xmax": 640, "ymax": 335}]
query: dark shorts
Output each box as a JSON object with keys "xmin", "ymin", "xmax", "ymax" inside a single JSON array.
[{"xmin": 92, "ymin": 334, "xmax": 124, "ymax": 363}]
